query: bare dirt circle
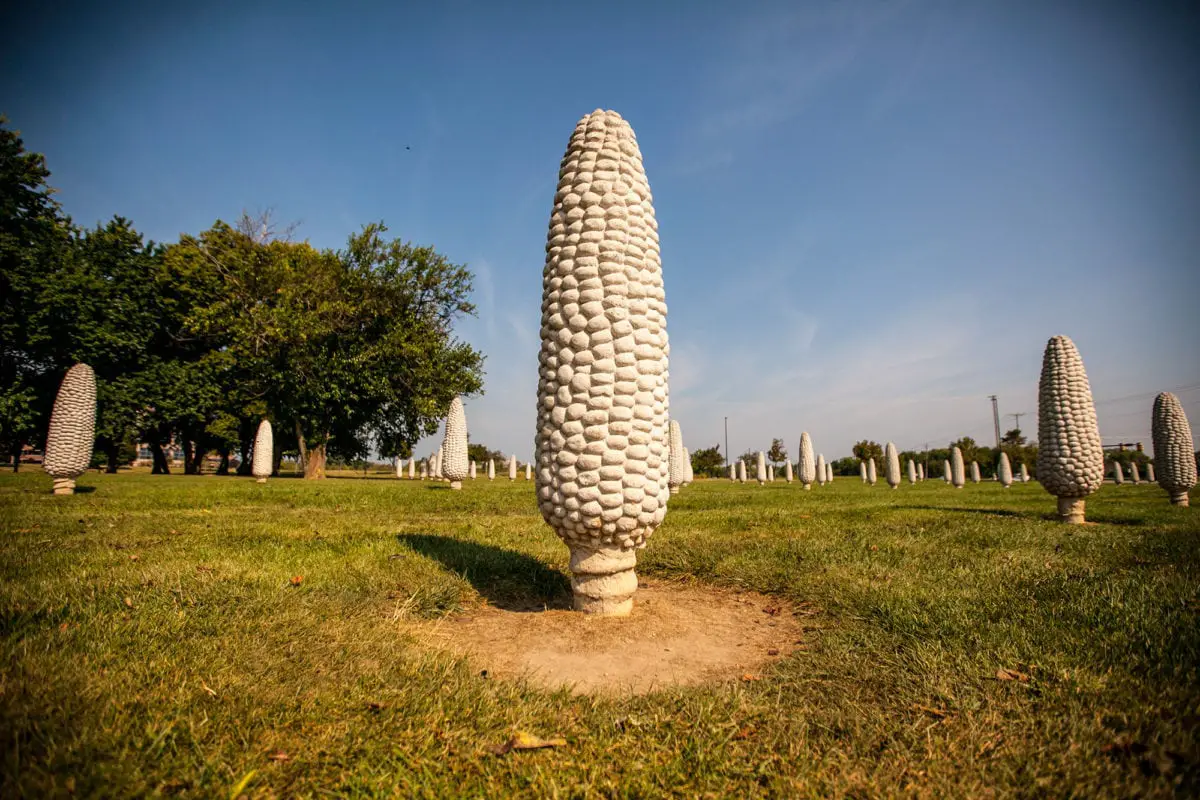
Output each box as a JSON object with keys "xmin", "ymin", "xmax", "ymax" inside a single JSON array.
[{"xmin": 410, "ymin": 583, "xmax": 807, "ymax": 694}]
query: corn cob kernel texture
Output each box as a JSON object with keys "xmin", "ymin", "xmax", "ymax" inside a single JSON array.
[
  {"xmin": 798, "ymin": 432, "xmax": 815, "ymax": 489},
  {"xmin": 682, "ymin": 447, "xmax": 693, "ymax": 485},
  {"xmin": 1152, "ymin": 391, "xmax": 1196, "ymax": 506},
  {"xmin": 43, "ymin": 363, "xmax": 96, "ymax": 494},
  {"xmin": 785, "ymin": 460, "xmax": 793, "ymax": 482},
  {"xmin": 535, "ymin": 109, "xmax": 669, "ymax": 615},
  {"xmin": 1036, "ymin": 335, "xmax": 1104, "ymax": 522},
  {"xmin": 250, "ymin": 420, "xmax": 273, "ymax": 482},
  {"xmin": 885, "ymin": 442, "xmax": 900, "ymax": 488},
  {"xmin": 668, "ymin": 420, "xmax": 684, "ymax": 494},
  {"xmin": 441, "ymin": 396, "xmax": 468, "ymax": 489}
]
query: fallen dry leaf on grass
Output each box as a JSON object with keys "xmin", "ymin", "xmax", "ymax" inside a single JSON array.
[
  {"xmin": 740, "ymin": 674, "xmax": 761, "ymax": 682},
  {"xmin": 485, "ymin": 731, "xmax": 566, "ymax": 756},
  {"xmin": 762, "ymin": 606, "xmax": 781, "ymax": 617},
  {"xmin": 123, "ymin": 597, "xmax": 133, "ymax": 609},
  {"xmin": 913, "ymin": 705, "xmax": 951, "ymax": 719},
  {"xmin": 995, "ymin": 668, "xmax": 1031, "ymax": 682},
  {"xmin": 266, "ymin": 751, "xmax": 290, "ymax": 762},
  {"xmin": 290, "ymin": 576, "xmax": 303, "ymax": 586}
]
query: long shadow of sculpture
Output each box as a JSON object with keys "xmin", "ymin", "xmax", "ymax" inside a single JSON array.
[
  {"xmin": 906, "ymin": 505, "xmax": 1147, "ymax": 526},
  {"xmin": 397, "ymin": 533, "xmax": 571, "ymax": 612}
]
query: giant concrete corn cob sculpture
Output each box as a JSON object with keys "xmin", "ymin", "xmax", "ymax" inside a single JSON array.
[
  {"xmin": 728, "ymin": 463, "xmax": 735, "ymax": 480},
  {"xmin": 1130, "ymin": 462, "xmax": 1140, "ymax": 484},
  {"xmin": 43, "ymin": 363, "xmax": 96, "ymax": 494},
  {"xmin": 970, "ymin": 461, "xmax": 981, "ymax": 484},
  {"xmin": 797, "ymin": 432, "xmax": 815, "ymax": 490},
  {"xmin": 867, "ymin": 458, "xmax": 877, "ymax": 486},
  {"xmin": 998, "ymin": 452, "xmax": 1013, "ymax": 488},
  {"xmin": 526, "ymin": 462, "xmax": 532, "ymax": 480},
  {"xmin": 668, "ymin": 420, "xmax": 684, "ymax": 495},
  {"xmin": 816, "ymin": 454, "xmax": 826, "ymax": 485},
  {"xmin": 1111, "ymin": 461, "xmax": 1123, "ymax": 485},
  {"xmin": 737, "ymin": 460, "xmax": 746, "ymax": 483},
  {"xmin": 409, "ymin": 458, "xmax": 416, "ymax": 479},
  {"xmin": 251, "ymin": 420, "xmax": 273, "ymax": 483},
  {"xmin": 469, "ymin": 460, "xmax": 476, "ymax": 479},
  {"xmin": 918, "ymin": 463, "xmax": 925, "ymax": 481},
  {"xmin": 756, "ymin": 452, "xmax": 767, "ymax": 485},
  {"xmin": 767, "ymin": 465, "xmax": 774, "ymax": 482},
  {"xmin": 885, "ymin": 442, "xmax": 900, "ymax": 489},
  {"xmin": 1152, "ymin": 391, "xmax": 1196, "ymax": 507},
  {"xmin": 860, "ymin": 461, "xmax": 867, "ymax": 483},
  {"xmin": 1036, "ymin": 335, "xmax": 1104, "ymax": 522},
  {"xmin": 535, "ymin": 109, "xmax": 669, "ymax": 616},
  {"xmin": 508, "ymin": 454, "xmax": 517, "ymax": 481},
  {"xmin": 906, "ymin": 458, "xmax": 916, "ymax": 485},
  {"xmin": 950, "ymin": 447, "xmax": 965, "ymax": 488},
  {"xmin": 682, "ymin": 447, "xmax": 693, "ymax": 485},
  {"xmin": 826, "ymin": 463, "xmax": 833, "ymax": 483},
  {"xmin": 943, "ymin": 460, "xmax": 951, "ymax": 483},
  {"xmin": 1019, "ymin": 462, "xmax": 1029, "ymax": 482},
  {"xmin": 1146, "ymin": 462, "xmax": 1156, "ymax": 483},
  {"xmin": 487, "ymin": 459, "xmax": 495, "ymax": 480},
  {"xmin": 784, "ymin": 461, "xmax": 793, "ymax": 483},
  {"xmin": 441, "ymin": 397, "xmax": 469, "ymax": 489}
]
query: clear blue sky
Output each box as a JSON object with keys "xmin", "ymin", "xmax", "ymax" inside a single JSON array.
[{"xmin": 5, "ymin": 0, "xmax": 1198, "ymax": 463}]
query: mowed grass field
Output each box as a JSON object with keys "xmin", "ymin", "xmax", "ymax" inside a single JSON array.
[{"xmin": 1, "ymin": 470, "xmax": 1197, "ymax": 798}]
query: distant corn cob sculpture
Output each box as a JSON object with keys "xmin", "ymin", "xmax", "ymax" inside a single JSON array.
[
  {"xmin": 756, "ymin": 452, "xmax": 766, "ymax": 485},
  {"xmin": 441, "ymin": 397, "xmax": 469, "ymax": 490},
  {"xmin": 250, "ymin": 420, "xmax": 273, "ymax": 483},
  {"xmin": 816, "ymin": 454, "xmax": 826, "ymax": 485},
  {"xmin": 943, "ymin": 460, "xmax": 951, "ymax": 483},
  {"xmin": 867, "ymin": 458, "xmax": 877, "ymax": 486},
  {"xmin": 970, "ymin": 461, "xmax": 981, "ymax": 484},
  {"xmin": 998, "ymin": 452, "xmax": 1013, "ymax": 488},
  {"xmin": 728, "ymin": 463, "xmax": 736, "ymax": 480},
  {"xmin": 785, "ymin": 461, "xmax": 793, "ymax": 483},
  {"xmin": 918, "ymin": 463, "xmax": 925, "ymax": 481},
  {"xmin": 682, "ymin": 448, "xmax": 693, "ymax": 486},
  {"xmin": 797, "ymin": 432, "xmax": 815, "ymax": 490},
  {"xmin": 906, "ymin": 458, "xmax": 916, "ymax": 485},
  {"xmin": 1152, "ymin": 391, "xmax": 1196, "ymax": 507},
  {"xmin": 1020, "ymin": 463, "xmax": 1029, "ymax": 483},
  {"xmin": 469, "ymin": 460, "xmax": 476, "ymax": 479},
  {"xmin": 860, "ymin": 461, "xmax": 868, "ymax": 483},
  {"xmin": 826, "ymin": 463, "xmax": 834, "ymax": 483},
  {"xmin": 1146, "ymin": 462, "xmax": 1156, "ymax": 483},
  {"xmin": 508, "ymin": 454, "xmax": 517, "ymax": 481},
  {"xmin": 535, "ymin": 109, "xmax": 669, "ymax": 615},
  {"xmin": 767, "ymin": 465, "xmax": 774, "ymax": 482},
  {"xmin": 950, "ymin": 447, "xmax": 965, "ymax": 489},
  {"xmin": 410, "ymin": 458, "xmax": 416, "ymax": 479},
  {"xmin": 1036, "ymin": 335, "xmax": 1104, "ymax": 523},
  {"xmin": 737, "ymin": 460, "xmax": 747, "ymax": 483},
  {"xmin": 884, "ymin": 442, "xmax": 900, "ymax": 489},
  {"xmin": 526, "ymin": 462, "xmax": 532, "ymax": 480},
  {"xmin": 487, "ymin": 459, "xmax": 495, "ymax": 480},
  {"xmin": 1130, "ymin": 462, "xmax": 1140, "ymax": 484},
  {"xmin": 668, "ymin": 420, "xmax": 684, "ymax": 495},
  {"xmin": 1111, "ymin": 461, "xmax": 1124, "ymax": 486},
  {"xmin": 43, "ymin": 363, "xmax": 96, "ymax": 494}
]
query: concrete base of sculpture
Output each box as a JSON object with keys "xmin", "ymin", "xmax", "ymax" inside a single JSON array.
[
  {"xmin": 52, "ymin": 477, "xmax": 75, "ymax": 495},
  {"xmin": 567, "ymin": 544, "xmax": 637, "ymax": 616},
  {"xmin": 450, "ymin": 481, "xmax": 462, "ymax": 490},
  {"xmin": 1170, "ymin": 492, "xmax": 1190, "ymax": 507},
  {"xmin": 803, "ymin": 484, "xmax": 811, "ymax": 491},
  {"xmin": 757, "ymin": 480, "xmax": 764, "ymax": 486},
  {"xmin": 1057, "ymin": 497, "xmax": 1086, "ymax": 523},
  {"xmin": 670, "ymin": 486, "xmax": 679, "ymax": 495},
  {"xmin": 255, "ymin": 477, "xmax": 267, "ymax": 484}
]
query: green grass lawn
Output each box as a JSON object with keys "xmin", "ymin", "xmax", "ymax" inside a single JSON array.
[{"xmin": 1, "ymin": 471, "xmax": 1197, "ymax": 797}]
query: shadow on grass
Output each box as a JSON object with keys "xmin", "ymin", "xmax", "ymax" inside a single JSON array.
[
  {"xmin": 909, "ymin": 504, "xmax": 1148, "ymax": 526},
  {"xmin": 397, "ymin": 533, "xmax": 571, "ymax": 612},
  {"xmin": 908, "ymin": 505, "xmax": 1027, "ymax": 519}
]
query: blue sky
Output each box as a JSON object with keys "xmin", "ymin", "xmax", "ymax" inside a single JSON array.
[{"xmin": 5, "ymin": 0, "xmax": 1198, "ymax": 463}]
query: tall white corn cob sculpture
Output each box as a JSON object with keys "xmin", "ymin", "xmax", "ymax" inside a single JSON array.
[
  {"xmin": 250, "ymin": 420, "xmax": 273, "ymax": 483},
  {"xmin": 816, "ymin": 454, "xmax": 826, "ymax": 485},
  {"xmin": 1036, "ymin": 335, "xmax": 1104, "ymax": 522},
  {"xmin": 1146, "ymin": 462, "xmax": 1156, "ymax": 483},
  {"xmin": 797, "ymin": 432, "xmax": 815, "ymax": 490},
  {"xmin": 998, "ymin": 452, "xmax": 1013, "ymax": 488},
  {"xmin": 508, "ymin": 454, "xmax": 517, "ymax": 481},
  {"xmin": 784, "ymin": 461, "xmax": 793, "ymax": 483},
  {"xmin": 682, "ymin": 447, "xmax": 693, "ymax": 485},
  {"xmin": 441, "ymin": 397, "xmax": 469, "ymax": 490},
  {"xmin": 970, "ymin": 461, "xmax": 981, "ymax": 484},
  {"xmin": 950, "ymin": 447, "xmax": 965, "ymax": 488},
  {"xmin": 918, "ymin": 463, "xmax": 925, "ymax": 481},
  {"xmin": 43, "ymin": 363, "xmax": 96, "ymax": 494},
  {"xmin": 469, "ymin": 460, "xmax": 476, "ymax": 479},
  {"xmin": 728, "ymin": 463, "xmax": 735, "ymax": 480},
  {"xmin": 885, "ymin": 442, "xmax": 901, "ymax": 489},
  {"xmin": 906, "ymin": 458, "xmax": 916, "ymax": 485},
  {"xmin": 826, "ymin": 463, "xmax": 833, "ymax": 483},
  {"xmin": 420, "ymin": 463, "xmax": 427, "ymax": 479},
  {"xmin": 1152, "ymin": 391, "xmax": 1196, "ymax": 506},
  {"xmin": 1111, "ymin": 461, "xmax": 1124, "ymax": 485},
  {"xmin": 767, "ymin": 465, "xmax": 774, "ymax": 482},
  {"xmin": 526, "ymin": 462, "xmax": 532, "ymax": 480},
  {"xmin": 1020, "ymin": 462, "xmax": 1029, "ymax": 482},
  {"xmin": 1130, "ymin": 462, "xmax": 1140, "ymax": 484},
  {"xmin": 487, "ymin": 459, "xmax": 495, "ymax": 480},
  {"xmin": 867, "ymin": 457, "xmax": 877, "ymax": 486},
  {"xmin": 860, "ymin": 461, "xmax": 867, "ymax": 483},
  {"xmin": 535, "ymin": 109, "xmax": 669, "ymax": 616},
  {"xmin": 756, "ymin": 452, "xmax": 767, "ymax": 485},
  {"xmin": 668, "ymin": 420, "xmax": 684, "ymax": 495},
  {"xmin": 395, "ymin": 457, "xmax": 403, "ymax": 478},
  {"xmin": 409, "ymin": 458, "xmax": 416, "ymax": 478},
  {"xmin": 737, "ymin": 460, "xmax": 746, "ymax": 483}
]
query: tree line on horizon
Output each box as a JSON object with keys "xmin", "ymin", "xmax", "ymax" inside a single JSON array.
[{"xmin": 0, "ymin": 118, "xmax": 484, "ymax": 479}]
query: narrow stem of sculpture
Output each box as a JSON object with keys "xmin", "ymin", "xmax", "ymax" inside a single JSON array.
[
  {"xmin": 1057, "ymin": 497, "xmax": 1086, "ymax": 524},
  {"xmin": 52, "ymin": 477, "xmax": 75, "ymax": 495},
  {"xmin": 256, "ymin": 477, "xmax": 267, "ymax": 484},
  {"xmin": 450, "ymin": 480, "xmax": 462, "ymax": 490},
  {"xmin": 1170, "ymin": 491, "xmax": 1190, "ymax": 507},
  {"xmin": 670, "ymin": 485, "xmax": 679, "ymax": 495},
  {"xmin": 567, "ymin": 543, "xmax": 638, "ymax": 616}
]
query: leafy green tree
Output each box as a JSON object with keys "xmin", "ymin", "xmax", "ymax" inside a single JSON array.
[
  {"xmin": 1001, "ymin": 428, "xmax": 1026, "ymax": 447},
  {"xmin": 690, "ymin": 444, "xmax": 724, "ymax": 477},
  {"xmin": 851, "ymin": 440, "xmax": 883, "ymax": 465},
  {"xmin": 467, "ymin": 443, "xmax": 505, "ymax": 465},
  {"xmin": 767, "ymin": 438, "xmax": 787, "ymax": 467}
]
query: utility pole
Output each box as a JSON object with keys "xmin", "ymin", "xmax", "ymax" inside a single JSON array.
[
  {"xmin": 724, "ymin": 417, "xmax": 729, "ymax": 469},
  {"xmin": 1007, "ymin": 412, "xmax": 1026, "ymax": 441},
  {"xmin": 988, "ymin": 395, "xmax": 1001, "ymax": 449}
]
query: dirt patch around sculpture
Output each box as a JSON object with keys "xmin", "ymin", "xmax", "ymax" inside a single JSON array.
[{"xmin": 409, "ymin": 583, "xmax": 809, "ymax": 694}]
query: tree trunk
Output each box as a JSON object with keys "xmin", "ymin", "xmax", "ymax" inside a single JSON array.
[
  {"xmin": 11, "ymin": 440, "xmax": 22, "ymax": 472},
  {"xmin": 150, "ymin": 441, "xmax": 170, "ymax": 474},
  {"xmin": 181, "ymin": 438, "xmax": 195, "ymax": 474},
  {"xmin": 216, "ymin": 448, "xmax": 230, "ymax": 475},
  {"xmin": 304, "ymin": 442, "xmax": 327, "ymax": 480},
  {"xmin": 272, "ymin": 447, "xmax": 283, "ymax": 477},
  {"xmin": 236, "ymin": 428, "xmax": 252, "ymax": 475},
  {"xmin": 187, "ymin": 446, "xmax": 207, "ymax": 475},
  {"xmin": 295, "ymin": 420, "xmax": 307, "ymax": 475},
  {"xmin": 105, "ymin": 440, "xmax": 121, "ymax": 473}
]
